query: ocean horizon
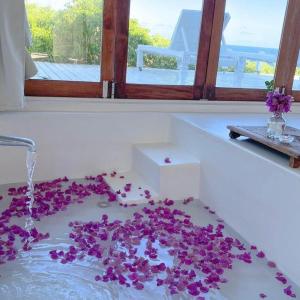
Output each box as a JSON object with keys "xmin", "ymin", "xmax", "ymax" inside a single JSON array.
[{"xmin": 226, "ymin": 44, "xmax": 278, "ymax": 56}]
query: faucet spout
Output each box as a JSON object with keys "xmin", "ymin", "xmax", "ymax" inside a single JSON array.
[{"xmin": 0, "ymin": 135, "xmax": 36, "ymax": 152}]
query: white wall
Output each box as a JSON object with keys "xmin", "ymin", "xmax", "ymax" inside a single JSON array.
[
  {"xmin": 0, "ymin": 111, "xmax": 170, "ymax": 184},
  {"xmin": 170, "ymin": 116, "xmax": 300, "ymax": 285}
]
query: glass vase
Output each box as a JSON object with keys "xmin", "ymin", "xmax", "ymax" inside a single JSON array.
[{"xmin": 266, "ymin": 112, "xmax": 286, "ymax": 139}]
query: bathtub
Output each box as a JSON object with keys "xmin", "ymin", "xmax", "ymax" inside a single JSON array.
[{"xmin": 0, "ymin": 97, "xmax": 299, "ymax": 299}]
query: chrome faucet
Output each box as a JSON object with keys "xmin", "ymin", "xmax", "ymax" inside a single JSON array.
[{"xmin": 0, "ymin": 135, "xmax": 36, "ymax": 152}]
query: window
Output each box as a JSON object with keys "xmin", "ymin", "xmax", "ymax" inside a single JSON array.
[
  {"xmin": 216, "ymin": 0, "xmax": 286, "ymax": 89},
  {"xmin": 126, "ymin": 0, "xmax": 203, "ymax": 86},
  {"xmin": 24, "ymin": 0, "xmax": 300, "ymax": 101},
  {"xmin": 293, "ymin": 51, "xmax": 300, "ymax": 90},
  {"xmin": 26, "ymin": 0, "xmax": 103, "ymax": 82}
]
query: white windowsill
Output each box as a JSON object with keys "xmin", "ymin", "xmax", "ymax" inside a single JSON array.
[{"xmin": 23, "ymin": 97, "xmax": 300, "ymax": 114}]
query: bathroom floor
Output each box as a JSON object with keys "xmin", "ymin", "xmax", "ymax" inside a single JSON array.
[{"xmin": 0, "ymin": 175, "xmax": 298, "ymax": 300}]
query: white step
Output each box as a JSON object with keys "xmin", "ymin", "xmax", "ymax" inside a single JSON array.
[
  {"xmin": 133, "ymin": 143, "xmax": 200, "ymax": 200},
  {"xmin": 104, "ymin": 171, "xmax": 158, "ymax": 204}
]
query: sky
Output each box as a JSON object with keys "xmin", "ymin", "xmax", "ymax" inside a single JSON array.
[{"xmin": 27, "ymin": 0, "xmax": 287, "ymax": 48}]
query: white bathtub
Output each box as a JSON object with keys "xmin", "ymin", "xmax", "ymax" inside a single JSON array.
[{"xmin": 0, "ymin": 97, "xmax": 300, "ymax": 298}]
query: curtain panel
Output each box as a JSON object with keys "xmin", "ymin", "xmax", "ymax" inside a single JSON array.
[{"xmin": 0, "ymin": 0, "xmax": 36, "ymax": 111}]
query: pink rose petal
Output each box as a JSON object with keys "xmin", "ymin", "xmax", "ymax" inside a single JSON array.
[
  {"xmin": 259, "ymin": 293, "xmax": 267, "ymax": 298},
  {"xmin": 164, "ymin": 157, "xmax": 171, "ymax": 164},
  {"xmin": 257, "ymin": 251, "xmax": 265, "ymax": 258}
]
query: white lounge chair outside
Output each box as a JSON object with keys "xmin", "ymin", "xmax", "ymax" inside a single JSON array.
[
  {"xmin": 228, "ymin": 50, "xmax": 300, "ymax": 87},
  {"xmin": 136, "ymin": 10, "xmax": 234, "ymax": 84},
  {"xmin": 217, "ymin": 47, "xmax": 277, "ymax": 87},
  {"xmin": 136, "ymin": 10, "xmax": 292, "ymax": 87}
]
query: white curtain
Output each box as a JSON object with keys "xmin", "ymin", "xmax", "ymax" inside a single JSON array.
[{"xmin": 0, "ymin": 0, "xmax": 37, "ymax": 111}]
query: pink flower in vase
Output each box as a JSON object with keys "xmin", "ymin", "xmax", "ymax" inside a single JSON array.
[{"xmin": 266, "ymin": 90, "xmax": 293, "ymax": 114}]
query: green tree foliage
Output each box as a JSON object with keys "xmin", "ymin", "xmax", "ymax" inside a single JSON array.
[
  {"xmin": 26, "ymin": 0, "xmax": 102, "ymax": 64},
  {"xmin": 53, "ymin": 0, "xmax": 103, "ymax": 64},
  {"xmin": 128, "ymin": 19, "xmax": 176, "ymax": 69},
  {"xmin": 26, "ymin": 3, "xmax": 55, "ymax": 58},
  {"xmin": 27, "ymin": 0, "xmax": 102, "ymax": 64},
  {"xmin": 128, "ymin": 19, "xmax": 153, "ymax": 67}
]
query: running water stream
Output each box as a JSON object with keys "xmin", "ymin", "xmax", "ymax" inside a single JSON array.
[{"xmin": 25, "ymin": 149, "xmax": 37, "ymax": 236}]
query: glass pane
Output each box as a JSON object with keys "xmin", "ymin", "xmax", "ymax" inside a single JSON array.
[
  {"xmin": 293, "ymin": 51, "xmax": 300, "ymax": 90},
  {"xmin": 127, "ymin": 0, "xmax": 203, "ymax": 85},
  {"xmin": 216, "ymin": 0, "xmax": 287, "ymax": 89},
  {"xmin": 25, "ymin": 0, "xmax": 102, "ymax": 82}
]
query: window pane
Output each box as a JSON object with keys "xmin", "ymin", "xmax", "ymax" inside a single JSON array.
[
  {"xmin": 216, "ymin": 0, "xmax": 286, "ymax": 89},
  {"xmin": 126, "ymin": 0, "xmax": 203, "ymax": 85},
  {"xmin": 293, "ymin": 51, "xmax": 300, "ymax": 90},
  {"xmin": 26, "ymin": 0, "xmax": 102, "ymax": 82}
]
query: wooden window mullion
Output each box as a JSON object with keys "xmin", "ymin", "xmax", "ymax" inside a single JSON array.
[
  {"xmin": 25, "ymin": 80, "xmax": 102, "ymax": 98},
  {"xmin": 214, "ymin": 88, "xmax": 267, "ymax": 102},
  {"xmin": 203, "ymin": 0, "xmax": 226, "ymax": 100},
  {"xmin": 193, "ymin": 0, "xmax": 216, "ymax": 99},
  {"xmin": 293, "ymin": 91, "xmax": 300, "ymax": 101},
  {"xmin": 125, "ymin": 84, "xmax": 194, "ymax": 100},
  {"xmin": 25, "ymin": 0, "xmax": 105, "ymax": 98},
  {"xmin": 101, "ymin": 0, "xmax": 117, "ymax": 83},
  {"xmin": 114, "ymin": 0, "xmax": 130, "ymax": 98},
  {"xmin": 274, "ymin": 0, "xmax": 300, "ymax": 96},
  {"xmin": 114, "ymin": 0, "xmax": 210, "ymax": 100}
]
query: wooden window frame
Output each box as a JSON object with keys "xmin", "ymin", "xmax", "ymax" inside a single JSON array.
[
  {"xmin": 274, "ymin": 0, "xmax": 300, "ymax": 101},
  {"xmin": 293, "ymin": 91, "xmax": 300, "ymax": 101},
  {"xmin": 25, "ymin": 0, "xmax": 300, "ymax": 102},
  {"xmin": 25, "ymin": 80, "xmax": 102, "ymax": 98},
  {"xmin": 114, "ymin": 0, "xmax": 215, "ymax": 100},
  {"xmin": 205, "ymin": 0, "xmax": 300, "ymax": 102},
  {"xmin": 24, "ymin": 0, "xmax": 114, "ymax": 98},
  {"xmin": 101, "ymin": 0, "xmax": 117, "ymax": 83}
]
